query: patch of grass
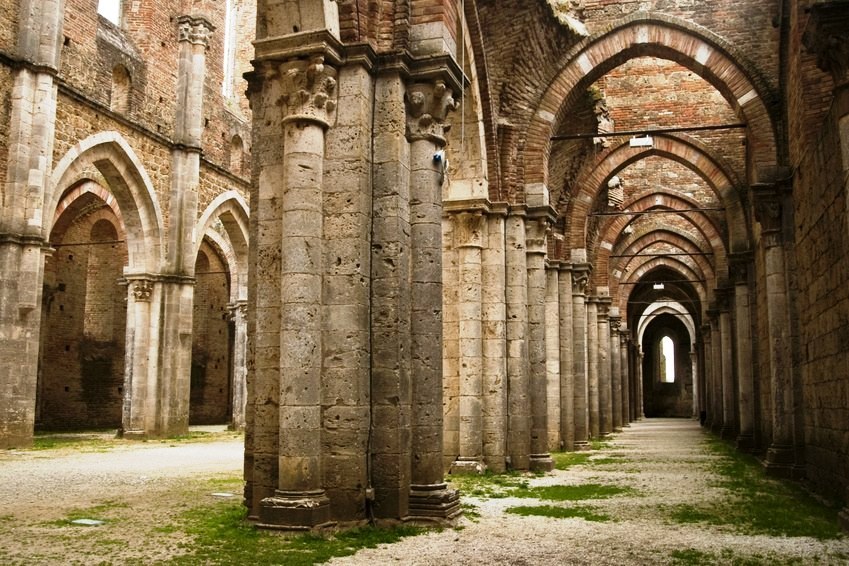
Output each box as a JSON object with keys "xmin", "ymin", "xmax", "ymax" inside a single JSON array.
[
  {"xmin": 506, "ymin": 504, "xmax": 611, "ymax": 522},
  {"xmin": 165, "ymin": 500, "xmax": 425, "ymax": 565},
  {"xmin": 31, "ymin": 432, "xmax": 117, "ymax": 451},
  {"xmin": 552, "ymin": 451, "xmax": 591, "ymax": 470},
  {"xmin": 589, "ymin": 439, "xmax": 612, "ymax": 450},
  {"xmin": 460, "ymin": 502, "xmax": 481, "ymax": 522},
  {"xmin": 670, "ymin": 548, "xmax": 806, "ymax": 566},
  {"xmin": 507, "ymin": 483, "xmax": 632, "ymax": 501},
  {"xmin": 666, "ymin": 438, "xmax": 844, "ymax": 540},
  {"xmin": 589, "ymin": 456, "xmax": 625, "ymax": 465},
  {"xmin": 449, "ymin": 470, "xmax": 529, "ymax": 499}
]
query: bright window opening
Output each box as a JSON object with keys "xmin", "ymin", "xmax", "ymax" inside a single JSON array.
[
  {"xmin": 222, "ymin": 0, "xmax": 237, "ymax": 98},
  {"xmin": 660, "ymin": 336, "xmax": 675, "ymax": 383},
  {"xmin": 97, "ymin": 0, "xmax": 121, "ymax": 26}
]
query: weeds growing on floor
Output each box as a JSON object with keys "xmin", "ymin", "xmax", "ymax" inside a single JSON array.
[
  {"xmin": 506, "ymin": 504, "xmax": 611, "ymax": 522},
  {"xmin": 507, "ymin": 483, "xmax": 632, "ymax": 501},
  {"xmin": 667, "ymin": 437, "xmax": 844, "ymax": 539},
  {"xmin": 669, "ymin": 547, "xmax": 806, "ymax": 566}
]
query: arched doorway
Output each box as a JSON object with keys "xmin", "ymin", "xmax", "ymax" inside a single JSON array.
[{"xmin": 641, "ymin": 314, "xmax": 693, "ymax": 418}]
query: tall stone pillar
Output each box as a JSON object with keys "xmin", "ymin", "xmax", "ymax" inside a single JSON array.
[
  {"xmin": 257, "ymin": 54, "xmax": 338, "ymax": 529},
  {"xmin": 482, "ymin": 208, "xmax": 509, "ymax": 471},
  {"xmin": 406, "ymin": 79, "xmax": 460, "ymax": 520},
  {"xmin": 0, "ymin": 0, "xmax": 65, "ymax": 448},
  {"xmin": 558, "ymin": 263, "xmax": 575, "ymax": 450},
  {"xmin": 690, "ymin": 351, "xmax": 699, "ymax": 418},
  {"xmin": 229, "ymin": 301, "xmax": 248, "ymax": 430},
  {"xmin": 609, "ymin": 310, "xmax": 622, "ymax": 431},
  {"xmin": 545, "ymin": 262, "xmax": 561, "ymax": 451},
  {"xmin": 620, "ymin": 330, "xmax": 630, "ymax": 426},
  {"xmin": 370, "ymin": 70, "xmax": 413, "ymax": 520},
  {"xmin": 709, "ymin": 311, "xmax": 723, "ymax": 433},
  {"xmin": 752, "ymin": 183, "xmax": 795, "ymax": 476},
  {"xmin": 700, "ymin": 326, "xmax": 712, "ymax": 426},
  {"xmin": 732, "ymin": 269, "xmax": 755, "ymax": 449},
  {"xmin": 122, "ymin": 278, "xmax": 157, "ymax": 435},
  {"xmin": 586, "ymin": 297, "xmax": 600, "ymax": 439},
  {"xmin": 506, "ymin": 209, "xmax": 530, "ymax": 468},
  {"xmin": 526, "ymin": 217, "xmax": 554, "ymax": 471},
  {"xmin": 596, "ymin": 295, "xmax": 612, "ymax": 436},
  {"xmin": 636, "ymin": 348, "xmax": 645, "ymax": 419},
  {"xmin": 452, "ymin": 211, "xmax": 486, "ymax": 474},
  {"xmin": 717, "ymin": 289, "xmax": 736, "ymax": 439},
  {"xmin": 571, "ymin": 256, "xmax": 591, "ymax": 448}
]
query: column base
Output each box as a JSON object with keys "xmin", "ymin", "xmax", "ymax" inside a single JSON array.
[
  {"xmin": 529, "ymin": 453, "xmax": 554, "ymax": 472},
  {"xmin": 407, "ymin": 483, "xmax": 461, "ymax": 525},
  {"xmin": 574, "ymin": 440, "xmax": 590, "ymax": 451},
  {"xmin": 839, "ymin": 508, "xmax": 849, "ymax": 533},
  {"xmin": 450, "ymin": 458, "xmax": 487, "ymax": 476},
  {"xmin": 735, "ymin": 433, "xmax": 755, "ymax": 452},
  {"xmin": 719, "ymin": 425, "xmax": 736, "ymax": 440},
  {"xmin": 763, "ymin": 444, "xmax": 795, "ymax": 478},
  {"xmin": 257, "ymin": 490, "xmax": 334, "ymax": 531}
]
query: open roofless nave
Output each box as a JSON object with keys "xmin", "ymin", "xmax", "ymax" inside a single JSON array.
[{"xmin": 1, "ymin": 0, "xmax": 849, "ymax": 535}]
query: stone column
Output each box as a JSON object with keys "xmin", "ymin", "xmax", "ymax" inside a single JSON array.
[
  {"xmin": 636, "ymin": 348, "xmax": 645, "ymax": 419},
  {"xmin": 586, "ymin": 297, "xmax": 600, "ymax": 439},
  {"xmin": 482, "ymin": 208, "xmax": 508, "ymax": 471},
  {"xmin": 258, "ymin": 55, "xmax": 338, "ymax": 529},
  {"xmin": 229, "ymin": 301, "xmax": 248, "ymax": 430},
  {"xmin": 0, "ymin": 0, "xmax": 64, "ymax": 448},
  {"xmin": 729, "ymin": 254, "xmax": 755, "ymax": 449},
  {"xmin": 596, "ymin": 295, "xmax": 612, "ymax": 436},
  {"xmin": 571, "ymin": 256, "xmax": 591, "ymax": 448},
  {"xmin": 545, "ymin": 262, "xmax": 561, "ymax": 451},
  {"xmin": 526, "ymin": 217, "xmax": 553, "ymax": 471},
  {"xmin": 370, "ymin": 71, "xmax": 412, "ymax": 520},
  {"xmin": 558, "ymin": 263, "xmax": 575, "ymax": 450},
  {"xmin": 690, "ymin": 351, "xmax": 699, "ymax": 419},
  {"xmin": 620, "ymin": 330, "xmax": 630, "ymax": 426},
  {"xmin": 121, "ymin": 278, "xmax": 157, "ymax": 436},
  {"xmin": 708, "ymin": 310, "xmax": 723, "ymax": 433},
  {"xmin": 452, "ymin": 211, "xmax": 486, "ymax": 474},
  {"xmin": 717, "ymin": 289, "xmax": 736, "ymax": 439},
  {"xmin": 406, "ymin": 79, "xmax": 460, "ymax": 520},
  {"xmin": 506, "ymin": 209, "xmax": 530, "ymax": 468},
  {"xmin": 609, "ymin": 311, "xmax": 622, "ymax": 431},
  {"xmin": 752, "ymin": 183, "xmax": 795, "ymax": 476},
  {"xmin": 700, "ymin": 326, "xmax": 712, "ymax": 426}
]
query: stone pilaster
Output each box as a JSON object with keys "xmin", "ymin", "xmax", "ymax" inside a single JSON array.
[
  {"xmin": 586, "ymin": 296, "xmax": 600, "ymax": 439},
  {"xmin": 619, "ymin": 329, "xmax": 630, "ymax": 426},
  {"xmin": 609, "ymin": 309, "xmax": 622, "ymax": 432},
  {"xmin": 558, "ymin": 263, "xmax": 575, "ymax": 450},
  {"xmin": 228, "ymin": 301, "xmax": 248, "ymax": 430},
  {"xmin": 505, "ymin": 208, "xmax": 530, "ymax": 469},
  {"xmin": 700, "ymin": 325, "xmax": 713, "ymax": 426},
  {"xmin": 596, "ymin": 294, "xmax": 612, "ymax": 436},
  {"xmin": 0, "ymin": 0, "xmax": 65, "ymax": 448},
  {"xmin": 451, "ymin": 211, "xmax": 486, "ymax": 475},
  {"xmin": 708, "ymin": 309, "xmax": 723, "ymax": 434},
  {"xmin": 482, "ymin": 206, "xmax": 509, "ymax": 471},
  {"xmin": 545, "ymin": 262, "xmax": 561, "ymax": 452},
  {"xmin": 717, "ymin": 288, "xmax": 736, "ymax": 439},
  {"xmin": 730, "ymin": 253, "xmax": 755, "ymax": 451},
  {"xmin": 636, "ymin": 347, "xmax": 645, "ymax": 420},
  {"xmin": 571, "ymin": 255, "xmax": 591, "ymax": 448},
  {"xmin": 526, "ymin": 216, "xmax": 554, "ymax": 471},
  {"xmin": 690, "ymin": 350, "xmax": 699, "ymax": 419},
  {"xmin": 406, "ymin": 78, "xmax": 460, "ymax": 522},
  {"xmin": 752, "ymin": 183, "xmax": 796, "ymax": 476}
]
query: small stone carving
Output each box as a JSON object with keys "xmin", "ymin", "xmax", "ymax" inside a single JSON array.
[
  {"xmin": 132, "ymin": 280, "xmax": 153, "ymax": 302},
  {"xmin": 278, "ymin": 55, "xmax": 338, "ymax": 127},
  {"xmin": 178, "ymin": 16, "xmax": 214, "ymax": 47},
  {"xmin": 405, "ymin": 80, "xmax": 459, "ymax": 144}
]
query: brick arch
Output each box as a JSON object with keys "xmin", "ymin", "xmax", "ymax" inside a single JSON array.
[
  {"xmin": 567, "ymin": 134, "xmax": 748, "ymax": 252},
  {"xmin": 524, "ymin": 12, "xmax": 778, "ymax": 202},
  {"xmin": 591, "ymin": 190, "xmax": 727, "ymax": 287},
  {"xmin": 48, "ymin": 132, "xmax": 164, "ymax": 274},
  {"xmin": 51, "ymin": 180, "xmax": 126, "ymax": 239},
  {"xmin": 195, "ymin": 191, "xmax": 249, "ymax": 302},
  {"xmin": 620, "ymin": 260, "xmax": 708, "ymax": 316},
  {"xmin": 610, "ymin": 230, "xmax": 716, "ymax": 303}
]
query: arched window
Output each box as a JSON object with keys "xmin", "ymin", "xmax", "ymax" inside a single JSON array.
[
  {"xmin": 110, "ymin": 65, "xmax": 131, "ymax": 114},
  {"xmin": 97, "ymin": 0, "xmax": 122, "ymax": 26},
  {"xmin": 230, "ymin": 135, "xmax": 244, "ymax": 175},
  {"xmin": 659, "ymin": 335, "xmax": 675, "ymax": 383},
  {"xmin": 222, "ymin": 0, "xmax": 237, "ymax": 98}
]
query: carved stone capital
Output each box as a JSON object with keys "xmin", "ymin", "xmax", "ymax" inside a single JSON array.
[
  {"xmin": 728, "ymin": 251, "xmax": 753, "ymax": 284},
  {"xmin": 751, "ymin": 182, "xmax": 786, "ymax": 246},
  {"xmin": 715, "ymin": 287, "xmax": 733, "ymax": 312},
  {"xmin": 405, "ymin": 80, "xmax": 458, "ymax": 145},
  {"xmin": 132, "ymin": 280, "xmax": 154, "ymax": 302},
  {"xmin": 803, "ymin": 2, "xmax": 849, "ymax": 89},
  {"xmin": 609, "ymin": 317, "xmax": 622, "ymax": 331},
  {"xmin": 278, "ymin": 55, "xmax": 338, "ymax": 128},
  {"xmin": 526, "ymin": 217, "xmax": 550, "ymax": 255},
  {"xmin": 452, "ymin": 211, "xmax": 486, "ymax": 249},
  {"xmin": 571, "ymin": 263, "xmax": 591, "ymax": 295},
  {"xmin": 228, "ymin": 300, "xmax": 248, "ymax": 321},
  {"xmin": 178, "ymin": 15, "xmax": 215, "ymax": 47}
]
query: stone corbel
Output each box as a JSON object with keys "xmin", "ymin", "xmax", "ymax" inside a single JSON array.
[
  {"xmin": 525, "ymin": 216, "xmax": 550, "ymax": 256},
  {"xmin": 715, "ymin": 287, "xmax": 733, "ymax": 313},
  {"xmin": 571, "ymin": 264, "xmax": 591, "ymax": 295},
  {"xmin": 452, "ymin": 211, "xmax": 486, "ymax": 249},
  {"xmin": 803, "ymin": 2, "xmax": 849, "ymax": 89},
  {"xmin": 751, "ymin": 182, "xmax": 788, "ymax": 248},
  {"xmin": 228, "ymin": 300, "xmax": 248, "ymax": 322},
  {"xmin": 405, "ymin": 79, "xmax": 459, "ymax": 145},
  {"xmin": 728, "ymin": 251, "xmax": 754, "ymax": 285},
  {"xmin": 130, "ymin": 279, "xmax": 154, "ymax": 302}
]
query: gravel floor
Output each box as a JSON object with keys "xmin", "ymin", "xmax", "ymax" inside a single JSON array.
[{"xmin": 0, "ymin": 420, "xmax": 847, "ymax": 565}]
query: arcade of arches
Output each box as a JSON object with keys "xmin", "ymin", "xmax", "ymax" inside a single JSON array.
[{"xmin": 1, "ymin": 0, "xmax": 848, "ymax": 531}]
